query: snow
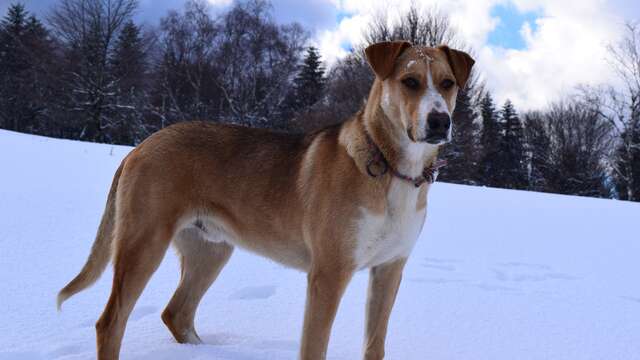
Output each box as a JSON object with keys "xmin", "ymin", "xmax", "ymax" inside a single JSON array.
[{"xmin": 1, "ymin": 129, "xmax": 639, "ymax": 360}]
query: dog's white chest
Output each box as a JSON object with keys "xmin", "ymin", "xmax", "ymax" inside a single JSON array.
[{"xmin": 353, "ymin": 180, "xmax": 427, "ymax": 269}]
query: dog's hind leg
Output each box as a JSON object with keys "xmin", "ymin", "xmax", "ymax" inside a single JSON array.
[
  {"xmin": 95, "ymin": 225, "xmax": 173, "ymax": 360},
  {"xmin": 162, "ymin": 228, "xmax": 234, "ymax": 344}
]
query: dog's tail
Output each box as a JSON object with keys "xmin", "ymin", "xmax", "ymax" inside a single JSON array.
[{"xmin": 57, "ymin": 161, "xmax": 124, "ymax": 311}]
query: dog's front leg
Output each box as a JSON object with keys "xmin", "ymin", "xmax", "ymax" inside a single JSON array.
[
  {"xmin": 300, "ymin": 266, "xmax": 353, "ymax": 360},
  {"xmin": 363, "ymin": 258, "xmax": 407, "ymax": 360}
]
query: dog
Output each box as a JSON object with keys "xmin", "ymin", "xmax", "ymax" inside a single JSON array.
[{"xmin": 57, "ymin": 41, "xmax": 474, "ymax": 360}]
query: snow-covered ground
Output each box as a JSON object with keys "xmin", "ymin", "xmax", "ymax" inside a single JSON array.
[{"xmin": 1, "ymin": 129, "xmax": 639, "ymax": 360}]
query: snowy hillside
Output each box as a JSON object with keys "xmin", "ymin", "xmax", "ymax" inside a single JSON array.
[{"xmin": 1, "ymin": 129, "xmax": 639, "ymax": 360}]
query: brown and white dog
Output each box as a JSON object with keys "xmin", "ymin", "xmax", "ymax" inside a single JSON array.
[{"xmin": 57, "ymin": 41, "xmax": 474, "ymax": 360}]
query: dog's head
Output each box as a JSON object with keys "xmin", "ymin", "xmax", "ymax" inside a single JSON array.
[{"xmin": 365, "ymin": 41, "xmax": 474, "ymax": 145}]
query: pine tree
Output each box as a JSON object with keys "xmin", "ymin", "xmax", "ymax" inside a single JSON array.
[
  {"xmin": 523, "ymin": 112, "xmax": 551, "ymax": 192},
  {"xmin": 0, "ymin": 4, "xmax": 28, "ymax": 62},
  {"xmin": 292, "ymin": 46, "xmax": 325, "ymax": 110},
  {"xmin": 439, "ymin": 87, "xmax": 478, "ymax": 184},
  {"xmin": 109, "ymin": 20, "xmax": 149, "ymax": 144},
  {"xmin": 0, "ymin": 3, "xmax": 29, "ymax": 131},
  {"xmin": 282, "ymin": 46, "xmax": 325, "ymax": 121},
  {"xmin": 499, "ymin": 99, "xmax": 528, "ymax": 189},
  {"xmin": 111, "ymin": 21, "xmax": 146, "ymax": 92},
  {"xmin": 279, "ymin": 46, "xmax": 326, "ymax": 130},
  {"xmin": 478, "ymin": 93, "xmax": 501, "ymax": 187},
  {"xmin": 0, "ymin": 4, "xmax": 57, "ymax": 134}
]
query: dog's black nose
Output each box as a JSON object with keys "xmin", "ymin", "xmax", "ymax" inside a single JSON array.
[{"xmin": 427, "ymin": 111, "xmax": 451, "ymax": 132}]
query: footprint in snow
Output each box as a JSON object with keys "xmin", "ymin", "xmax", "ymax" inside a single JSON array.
[
  {"xmin": 492, "ymin": 262, "xmax": 578, "ymax": 283},
  {"xmin": 229, "ymin": 285, "xmax": 277, "ymax": 300},
  {"xmin": 620, "ymin": 296, "xmax": 640, "ymax": 304},
  {"xmin": 497, "ymin": 261, "xmax": 552, "ymax": 270},
  {"xmin": 422, "ymin": 257, "xmax": 461, "ymax": 271},
  {"xmin": 492, "ymin": 268, "xmax": 509, "ymax": 281},
  {"xmin": 408, "ymin": 277, "xmax": 466, "ymax": 285},
  {"xmin": 512, "ymin": 273, "xmax": 578, "ymax": 282},
  {"xmin": 471, "ymin": 283, "xmax": 520, "ymax": 293},
  {"xmin": 422, "ymin": 263, "xmax": 456, "ymax": 271},
  {"xmin": 79, "ymin": 318, "xmax": 96, "ymax": 328}
]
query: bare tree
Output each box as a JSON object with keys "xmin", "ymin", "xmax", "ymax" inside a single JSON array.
[
  {"xmin": 152, "ymin": 0, "xmax": 307, "ymax": 129},
  {"xmin": 215, "ymin": 0, "xmax": 307, "ymax": 127},
  {"xmin": 582, "ymin": 22, "xmax": 640, "ymax": 201},
  {"xmin": 49, "ymin": 0, "xmax": 138, "ymax": 142},
  {"xmin": 524, "ymin": 101, "xmax": 612, "ymax": 198},
  {"xmin": 153, "ymin": 0, "xmax": 221, "ymax": 124},
  {"xmin": 364, "ymin": 6, "xmax": 457, "ymax": 47}
]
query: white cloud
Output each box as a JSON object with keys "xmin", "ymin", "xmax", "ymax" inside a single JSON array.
[
  {"xmin": 312, "ymin": 11, "xmax": 372, "ymax": 62},
  {"xmin": 480, "ymin": 2, "xmax": 623, "ymax": 109},
  {"xmin": 207, "ymin": 0, "xmax": 234, "ymax": 6},
  {"xmin": 311, "ymin": 0, "xmax": 630, "ymax": 110}
]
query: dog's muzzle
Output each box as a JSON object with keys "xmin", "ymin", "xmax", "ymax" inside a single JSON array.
[{"xmin": 424, "ymin": 111, "xmax": 451, "ymax": 144}]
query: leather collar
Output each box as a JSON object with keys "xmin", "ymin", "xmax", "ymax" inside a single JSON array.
[{"xmin": 363, "ymin": 129, "xmax": 447, "ymax": 187}]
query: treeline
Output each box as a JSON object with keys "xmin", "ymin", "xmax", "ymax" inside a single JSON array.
[
  {"xmin": 0, "ymin": 0, "xmax": 317, "ymax": 144},
  {"xmin": 0, "ymin": 1, "xmax": 638, "ymax": 202}
]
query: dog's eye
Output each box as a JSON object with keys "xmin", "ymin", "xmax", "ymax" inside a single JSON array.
[
  {"xmin": 441, "ymin": 79, "xmax": 455, "ymax": 90},
  {"xmin": 402, "ymin": 77, "xmax": 420, "ymax": 90}
]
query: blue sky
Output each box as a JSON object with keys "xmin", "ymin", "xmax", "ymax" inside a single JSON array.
[
  {"xmin": 487, "ymin": 3, "xmax": 541, "ymax": 50},
  {"xmin": 0, "ymin": 0, "xmax": 337, "ymax": 28},
  {"xmin": 1, "ymin": 0, "xmax": 637, "ymax": 109},
  {"xmin": 3, "ymin": 0, "xmax": 536, "ymax": 49}
]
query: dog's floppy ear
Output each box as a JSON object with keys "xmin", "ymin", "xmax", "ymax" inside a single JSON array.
[
  {"xmin": 438, "ymin": 45, "xmax": 475, "ymax": 88},
  {"xmin": 365, "ymin": 41, "xmax": 412, "ymax": 79}
]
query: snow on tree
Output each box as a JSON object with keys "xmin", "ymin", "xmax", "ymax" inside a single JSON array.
[
  {"xmin": 523, "ymin": 111, "xmax": 551, "ymax": 192},
  {"xmin": 109, "ymin": 20, "xmax": 152, "ymax": 144},
  {"xmin": 49, "ymin": 0, "xmax": 138, "ymax": 143},
  {"xmin": 152, "ymin": 0, "xmax": 307, "ymax": 130}
]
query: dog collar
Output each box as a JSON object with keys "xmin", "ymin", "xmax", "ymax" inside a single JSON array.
[{"xmin": 364, "ymin": 129, "xmax": 447, "ymax": 187}]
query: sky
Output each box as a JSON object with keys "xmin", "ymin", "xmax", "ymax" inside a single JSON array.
[{"xmin": 2, "ymin": 0, "xmax": 639, "ymax": 110}]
